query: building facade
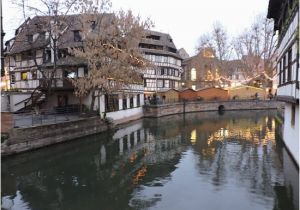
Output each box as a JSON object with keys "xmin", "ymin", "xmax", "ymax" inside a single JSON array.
[
  {"xmin": 4, "ymin": 14, "xmax": 144, "ymax": 124},
  {"xmin": 181, "ymin": 48, "xmax": 228, "ymax": 90},
  {"xmin": 139, "ymin": 31, "xmax": 183, "ymax": 95},
  {"xmin": 267, "ymin": 0, "xmax": 299, "ymax": 165}
]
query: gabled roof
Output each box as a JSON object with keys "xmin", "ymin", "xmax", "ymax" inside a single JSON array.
[
  {"xmin": 179, "ymin": 88, "xmax": 197, "ymax": 92},
  {"xmin": 6, "ymin": 14, "xmax": 113, "ymax": 54},
  {"xmin": 267, "ymin": 0, "xmax": 282, "ymax": 20},
  {"xmin": 196, "ymin": 87, "xmax": 228, "ymax": 92},
  {"xmin": 157, "ymin": 88, "xmax": 179, "ymax": 93},
  {"xmin": 140, "ymin": 30, "xmax": 182, "ymax": 59},
  {"xmin": 228, "ymin": 85, "xmax": 265, "ymax": 91}
]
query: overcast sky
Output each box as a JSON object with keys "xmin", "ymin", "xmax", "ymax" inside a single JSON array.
[{"xmin": 3, "ymin": 0, "xmax": 269, "ymax": 56}]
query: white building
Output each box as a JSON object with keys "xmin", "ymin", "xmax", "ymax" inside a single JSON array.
[
  {"xmin": 4, "ymin": 15, "xmax": 144, "ymax": 124},
  {"xmin": 267, "ymin": 0, "xmax": 299, "ymax": 165},
  {"xmin": 139, "ymin": 31, "xmax": 183, "ymax": 96}
]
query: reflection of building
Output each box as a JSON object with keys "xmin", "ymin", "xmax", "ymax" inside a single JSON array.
[
  {"xmin": 267, "ymin": 0, "xmax": 299, "ymax": 165},
  {"xmin": 140, "ymin": 30, "xmax": 183, "ymax": 95}
]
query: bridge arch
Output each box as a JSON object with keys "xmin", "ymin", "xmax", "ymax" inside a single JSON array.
[{"xmin": 218, "ymin": 105, "xmax": 225, "ymax": 114}]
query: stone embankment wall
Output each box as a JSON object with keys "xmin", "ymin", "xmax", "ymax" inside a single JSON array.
[
  {"xmin": 2, "ymin": 117, "xmax": 110, "ymax": 156},
  {"xmin": 1, "ymin": 112, "xmax": 13, "ymax": 134},
  {"xmin": 144, "ymin": 100, "xmax": 284, "ymax": 117}
]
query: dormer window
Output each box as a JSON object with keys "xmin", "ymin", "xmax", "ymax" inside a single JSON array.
[
  {"xmin": 39, "ymin": 32, "xmax": 46, "ymax": 40},
  {"xmin": 73, "ymin": 30, "xmax": 82, "ymax": 42},
  {"xmin": 27, "ymin": 35, "xmax": 33, "ymax": 43}
]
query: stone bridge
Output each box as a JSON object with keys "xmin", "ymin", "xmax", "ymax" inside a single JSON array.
[{"xmin": 143, "ymin": 100, "xmax": 284, "ymax": 118}]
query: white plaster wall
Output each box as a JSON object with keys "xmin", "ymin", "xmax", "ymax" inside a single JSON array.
[
  {"xmin": 283, "ymin": 103, "xmax": 299, "ymax": 165},
  {"xmin": 9, "ymin": 93, "xmax": 31, "ymax": 112},
  {"xmin": 106, "ymin": 107, "xmax": 143, "ymax": 123},
  {"xmin": 140, "ymin": 94, "xmax": 144, "ymax": 106}
]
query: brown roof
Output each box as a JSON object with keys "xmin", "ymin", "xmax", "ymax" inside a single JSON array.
[
  {"xmin": 7, "ymin": 14, "xmax": 113, "ymax": 54},
  {"xmin": 140, "ymin": 30, "xmax": 182, "ymax": 59}
]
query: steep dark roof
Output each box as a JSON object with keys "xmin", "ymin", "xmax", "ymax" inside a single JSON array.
[
  {"xmin": 140, "ymin": 30, "xmax": 182, "ymax": 59},
  {"xmin": 267, "ymin": 0, "xmax": 282, "ymax": 20},
  {"xmin": 7, "ymin": 14, "xmax": 113, "ymax": 54}
]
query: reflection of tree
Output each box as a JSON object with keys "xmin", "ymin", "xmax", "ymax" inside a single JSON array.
[
  {"xmin": 2, "ymin": 125, "xmax": 185, "ymax": 210},
  {"xmin": 2, "ymin": 110, "xmax": 297, "ymax": 210},
  {"xmin": 191, "ymin": 112, "xmax": 287, "ymax": 201}
]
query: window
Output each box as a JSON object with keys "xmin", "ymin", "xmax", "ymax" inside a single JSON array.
[
  {"xmin": 123, "ymin": 96, "xmax": 127, "ymax": 110},
  {"xmin": 10, "ymin": 73, "xmax": 15, "ymax": 84},
  {"xmin": 21, "ymin": 50, "xmax": 34, "ymax": 60},
  {"xmin": 278, "ymin": 61, "xmax": 282, "ymax": 85},
  {"xmin": 21, "ymin": 72, "xmax": 28, "ymax": 81},
  {"xmin": 164, "ymin": 80, "xmax": 169, "ymax": 88},
  {"xmin": 191, "ymin": 68, "xmax": 196, "ymax": 81},
  {"xmin": 44, "ymin": 50, "xmax": 51, "ymax": 63},
  {"xmin": 175, "ymin": 70, "xmax": 179, "ymax": 77},
  {"xmin": 282, "ymin": 55, "xmax": 286, "ymax": 84},
  {"xmin": 175, "ymin": 81, "xmax": 179, "ymax": 88},
  {"xmin": 145, "ymin": 79, "xmax": 156, "ymax": 88},
  {"xmin": 192, "ymin": 85, "xmax": 196, "ymax": 90},
  {"xmin": 74, "ymin": 30, "xmax": 82, "ymax": 42},
  {"xmin": 287, "ymin": 49, "xmax": 292, "ymax": 81},
  {"xmin": 64, "ymin": 70, "xmax": 77, "ymax": 78},
  {"xmin": 27, "ymin": 35, "xmax": 33, "ymax": 43},
  {"xmin": 157, "ymin": 79, "xmax": 163, "ymax": 88},
  {"xmin": 58, "ymin": 49, "xmax": 68, "ymax": 59},
  {"xmin": 39, "ymin": 32, "xmax": 46, "ymax": 41},
  {"xmin": 163, "ymin": 56, "xmax": 168, "ymax": 63},
  {"xmin": 105, "ymin": 94, "xmax": 119, "ymax": 112},
  {"xmin": 130, "ymin": 96, "xmax": 134, "ymax": 108},
  {"xmin": 155, "ymin": 56, "xmax": 161, "ymax": 62},
  {"xmin": 146, "ymin": 35, "xmax": 160, "ymax": 40},
  {"xmin": 57, "ymin": 95, "xmax": 68, "ymax": 107},
  {"xmin": 31, "ymin": 71, "xmax": 37, "ymax": 80},
  {"xmin": 291, "ymin": 104, "xmax": 295, "ymax": 126},
  {"xmin": 137, "ymin": 94, "xmax": 140, "ymax": 107}
]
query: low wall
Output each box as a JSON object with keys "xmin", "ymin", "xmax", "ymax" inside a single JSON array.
[
  {"xmin": 2, "ymin": 117, "xmax": 111, "ymax": 156},
  {"xmin": 1, "ymin": 112, "xmax": 13, "ymax": 133},
  {"xmin": 107, "ymin": 107, "xmax": 143, "ymax": 125},
  {"xmin": 144, "ymin": 100, "xmax": 284, "ymax": 117}
]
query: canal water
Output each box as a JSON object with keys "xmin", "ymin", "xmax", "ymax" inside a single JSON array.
[{"xmin": 1, "ymin": 110, "xmax": 299, "ymax": 210}]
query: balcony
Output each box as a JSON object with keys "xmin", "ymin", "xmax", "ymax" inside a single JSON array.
[{"xmin": 39, "ymin": 78, "xmax": 74, "ymax": 90}]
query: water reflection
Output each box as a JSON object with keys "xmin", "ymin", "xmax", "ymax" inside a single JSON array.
[{"xmin": 2, "ymin": 110, "xmax": 298, "ymax": 210}]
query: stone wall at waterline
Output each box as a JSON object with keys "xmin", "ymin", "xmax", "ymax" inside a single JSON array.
[
  {"xmin": 143, "ymin": 100, "xmax": 284, "ymax": 117},
  {"xmin": 2, "ymin": 117, "xmax": 111, "ymax": 156}
]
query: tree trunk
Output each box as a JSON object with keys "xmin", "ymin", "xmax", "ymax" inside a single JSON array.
[
  {"xmin": 90, "ymin": 89, "xmax": 96, "ymax": 111},
  {"xmin": 79, "ymin": 97, "xmax": 82, "ymax": 113}
]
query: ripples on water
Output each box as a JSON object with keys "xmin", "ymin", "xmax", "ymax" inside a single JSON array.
[{"xmin": 1, "ymin": 110, "xmax": 299, "ymax": 210}]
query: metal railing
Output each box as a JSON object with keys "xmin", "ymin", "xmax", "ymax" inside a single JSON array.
[{"xmin": 12, "ymin": 105, "xmax": 88, "ymax": 128}]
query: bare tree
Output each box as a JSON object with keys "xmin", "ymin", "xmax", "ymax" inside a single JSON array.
[
  {"xmin": 11, "ymin": 0, "xmax": 79, "ymax": 108},
  {"xmin": 232, "ymin": 13, "xmax": 277, "ymax": 85},
  {"xmin": 69, "ymin": 1, "xmax": 153, "ymax": 110},
  {"xmin": 196, "ymin": 22, "xmax": 232, "ymax": 79}
]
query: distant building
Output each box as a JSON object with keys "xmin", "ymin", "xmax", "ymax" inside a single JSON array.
[
  {"xmin": 227, "ymin": 86, "xmax": 267, "ymax": 100},
  {"xmin": 139, "ymin": 30, "xmax": 183, "ymax": 95},
  {"xmin": 178, "ymin": 48, "xmax": 190, "ymax": 59},
  {"xmin": 267, "ymin": 0, "xmax": 299, "ymax": 165},
  {"xmin": 181, "ymin": 48, "xmax": 223, "ymax": 90}
]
